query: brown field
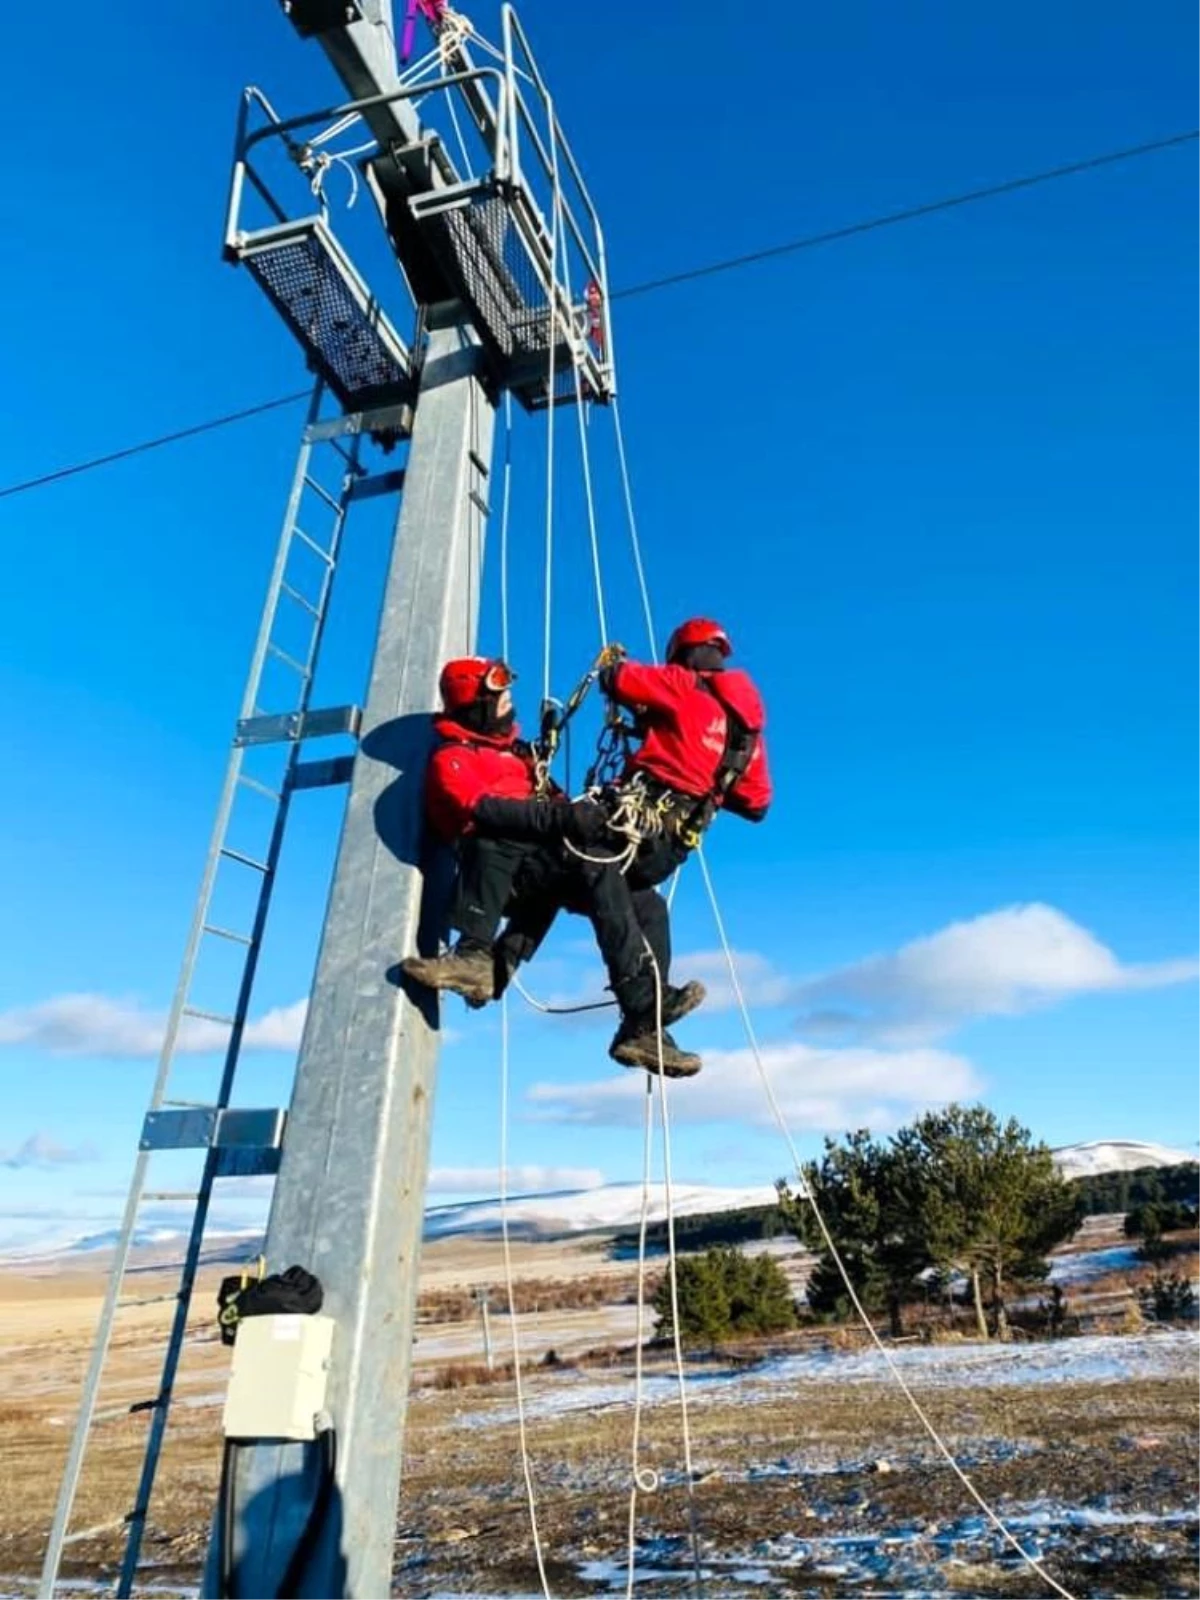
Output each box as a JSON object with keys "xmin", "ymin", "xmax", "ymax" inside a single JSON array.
[{"xmin": 1, "ymin": 1224, "xmax": 1196, "ymax": 1598}]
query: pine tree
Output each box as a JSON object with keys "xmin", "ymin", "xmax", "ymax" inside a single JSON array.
[
  {"xmin": 895, "ymin": 1105, "xmax": 1081, "ymax": 1340},
  {"xmin": 652, "ymin": 1246, "xmax": 796, "ymax": 1344},
  {"xmin": 779, "ymin": 1130, "xmax": 927, "ymax": 1335}
]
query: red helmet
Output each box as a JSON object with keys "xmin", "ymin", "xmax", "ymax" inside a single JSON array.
[
  {"xmin": 438, "ymin": 656, "xmax": 516, "ymax": 712},
  {"xmin": 666, "ymin": 618, "xmax": 732, "ymax": 664}
]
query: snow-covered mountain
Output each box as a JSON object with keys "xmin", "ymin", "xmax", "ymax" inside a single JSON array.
[
  {"xmin": 0, "ymin": 1222, "xmax": 264, "ymax": 1267},
  {"xmin": 0, "ymin": 1183, "xmax": 781, "ymax": 1264},
  {"xmin": 424, "ymin": 1181, "xmax": 780, "ymax": 1240},
  {"xmin": 7, "ymin": 1147, "xmax": 1195, "ymax": 1266},
  {"xmin": 1052, "ymin": 1140, "xmax": 1196, "ymax": 1182}
]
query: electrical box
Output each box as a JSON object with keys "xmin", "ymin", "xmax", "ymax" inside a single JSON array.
[{"xmin": 222, "ymin": 1314, "xmax": 334, "ymax": 1441}]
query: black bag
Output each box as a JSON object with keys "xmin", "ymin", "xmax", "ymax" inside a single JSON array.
[{"xmin": 217, "ymin": 1264, "xmax": 324, "ymax": 1346}]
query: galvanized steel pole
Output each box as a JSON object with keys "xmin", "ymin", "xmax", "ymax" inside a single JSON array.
[{"xmin": 206, "ymin": 318, "xmax": 493, "ymax": 1598}]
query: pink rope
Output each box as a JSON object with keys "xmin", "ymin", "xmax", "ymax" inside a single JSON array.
[{"xmin": 399, "ymin": 0, "xmax": 447, "ymax": 64}]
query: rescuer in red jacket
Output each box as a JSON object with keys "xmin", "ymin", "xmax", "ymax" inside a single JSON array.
[
  {"xmin": 401, "ymin": 656, "xmax": 703, "ymax": 1041},
  {"xmin": 457, "ymin": 619, "xmax": 772, "ymax": 1077}
]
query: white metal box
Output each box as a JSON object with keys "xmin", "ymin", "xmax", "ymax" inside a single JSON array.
[{"xmin": 222, "ymin": 1313, "xmax": 334, "ymax": 1440}]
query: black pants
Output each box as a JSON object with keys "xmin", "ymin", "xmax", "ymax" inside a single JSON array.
[{"xmin": 450, "ymin": 835, "xmax": 680, "ymax": 1014}]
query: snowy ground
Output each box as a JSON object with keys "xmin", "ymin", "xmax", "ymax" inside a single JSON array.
[
  {"xmin": 5, "ymin": 1222, "xmax": 1197, "ymax": 1598},
  {"xmin": 455, "ymin": 1330, "xmax": 1200, "ymax": 1429}
]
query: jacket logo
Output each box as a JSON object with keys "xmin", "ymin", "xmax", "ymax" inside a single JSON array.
[{"xmin": 700, "ymin": 715, "xmax": 726, "ymax": 757}]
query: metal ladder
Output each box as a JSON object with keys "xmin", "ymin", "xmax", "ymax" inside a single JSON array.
[{"xmin": 38, "ymin": 388, "xmax": 409, "ymax": 1599}]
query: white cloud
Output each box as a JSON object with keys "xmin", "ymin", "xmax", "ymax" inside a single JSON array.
[
  {"xmin": 526, "ymin": 1040, "xmax": 978, "ymax": 1133},
  {"xmin": 526, "ymin": 947, "xmax": 793, "ymax": 1018},
  {"xmin": 672, "ymin": 949, "xmax": 795, "ymax": 1012},
  {"xmin": 0, "ymin": 994, "xmax": 309, "ymax": 1058},
  {"xmin": 790, "ymin": 904, "xmax": 1198, "ymax": 1045},
  {"xmin": 427, "ymin": 1165, "xmax": 606, "ymax": 1196},
  {"xmin": 0, "ymin": 1132, "xmax": 98, "ymax": 1169}
]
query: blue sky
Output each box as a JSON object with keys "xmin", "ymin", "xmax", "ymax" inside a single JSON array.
[{"xmin": 0, "ymin": 1, "xmax": 1196, "ymax": 1252}]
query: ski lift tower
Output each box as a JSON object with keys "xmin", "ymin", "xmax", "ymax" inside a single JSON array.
[{"xmin": 36, "ymin": 4, "xmax": 612, "ymax": 1597}]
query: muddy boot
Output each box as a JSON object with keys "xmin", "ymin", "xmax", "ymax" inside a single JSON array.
[
  {"xmin": 660, "ymin": 980, "xmax": 706, "ymax": 1027},
  {"xmin": 400, "ymin": 941, "xmax": 495, "ymax": 1007},
  {"xmin": 609, "ymin": 1016, "xmax": 702, "ymax": 1078}
]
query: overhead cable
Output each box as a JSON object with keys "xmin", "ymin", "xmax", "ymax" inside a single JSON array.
[
  {"xmin": 612, "ymin": 129, "xmax": 1199, "ymax": 300},
  {"xmin": 1, "ymin": 130, "xmax": 1192, "ymax": 504},
  {"xmin": 0, "ymin": 391, "xmax": 311, "ymax": 502}
]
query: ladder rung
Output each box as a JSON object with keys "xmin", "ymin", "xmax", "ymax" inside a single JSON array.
[
  {"xmin": 219, "ymin": 847, "xmax": 270, "ymax": 873},
  {"xmin": 181, "ymin": 1003, "xmax": 237, "ymax": 1026},
  {"xmin": 119, "ymin": 1291, "xmax": 181, "ymax": 1310},
  {"xmin": 237, "ymin": 772, "xmax": 281, "ymax": 802},
  {"xmin": 63, "ymin": 1514, "xmax": 135, "ymax": 1545},
  {"xmin": 280, "ymin": 579, "xmax": 321, "ymax": 618},
  {"xmin": 266, "ymin": 641, "xmax": 310, "ymax": 677},
  {"xmin": 162, "ymin": 1098, "xmax": 208, "ymax": 1109},
  {"xmin": 92, "ymin": 1398, "xmax": 160, "ymax": 1426},
  {"xmin": 293, "ymin": 527, "xmax": 334, "ymax": 564},
  {"xmin": 203, "ymin": 923, "xmax": 254, "ymax": 947},
  {"xmin": 303, "ymin": 473, "xmax": 342, "ymax": 512},
  {"xmin": 142, "ymin": 1190, "xmax": 199, "ymax": 1202}
]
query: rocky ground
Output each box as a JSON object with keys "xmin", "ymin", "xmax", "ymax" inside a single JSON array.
[{"xmin": 1, "ymin": 1225, "xmax": 1196, "ymax": 1598}]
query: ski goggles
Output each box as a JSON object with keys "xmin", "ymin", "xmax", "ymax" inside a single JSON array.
[{"xmin": 483, "ymin": 660, "xmax": 516, "ymax": 692}]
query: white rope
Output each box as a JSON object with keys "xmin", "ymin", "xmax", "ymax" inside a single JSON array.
[
  {"xmin": 509, "ymin": 872, "xmax": 682, "ymax": 1015},
  {"xmin": 511, "ymin": 973, "xmax": 615, "ymax": 1015},
  {"xmin": 650, "ymin": 954, "xmax": 705, "ymax": 1597},
  {"xmin": 498, "ymin": 391, "xmax": 513, "ymax": 661},
  {"xmin": 445, "ymin": 88, "xmax": 475, "ymax": 180},
  {"xmin": 603, "ymin": 386, "xmax": 1075, "ymax": 1596},
  {"xmin": 498, "ymin": 993, "xmax": 554, "ymax": 1599},
  {"xmin": 610, "ymin": 397, "xmax": 659, "ymax": 660},
  {"xmin": 692, "ymin": 847, "xmax": 1077, "ymax": 1600},
  {"xmin": 550, "ymin": 168, "xmax": 609, "ymax": 650},
  {"xmin": 540, "ymin": 104, "xmax": 561, "ymax": 705},
  {"xmin": 398, "ymin": 44, "xmax": 447, "ymax": 87},
  {"xmin": 307, "ymin": 111, "xmax": 363, "ymax": 147},
  {"xmin": 625, "ymin": 1077, "xmax": 658, "ymax": 1600}
]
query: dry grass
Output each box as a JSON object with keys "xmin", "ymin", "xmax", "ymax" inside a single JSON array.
[
  {"xmin": 3, "ymin": 1221, "xmax": 1197, "ymax": 1596},
  {"xmin": 418, "ymin": 1269, "xmax": 662, "ymax": 1323}
]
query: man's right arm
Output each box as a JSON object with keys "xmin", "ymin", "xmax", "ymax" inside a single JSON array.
[{"xmin": 603, "ymin": 659, "xmax": 687, "ymax": 716}]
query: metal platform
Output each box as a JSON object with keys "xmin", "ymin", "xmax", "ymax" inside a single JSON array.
[
  {"xmin": 409, "ymin": 177, "xmax": 602, "ymax": 409},
  {"xmin": 223, "ymin": 2, "xmax": 615, "ymax": 414},
  {"xmin": 231, "ymin": 216, "xmax": 412, "ymax": 411}
]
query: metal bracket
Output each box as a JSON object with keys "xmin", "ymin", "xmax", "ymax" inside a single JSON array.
[
  {"xmin": 235, "ymin": 705, "xmax": 362, "ymax": 748},
  {"xmin": 283, "ymin": 0, "xmax": 386, "ymax": 37},
  {"xmin": 291, "ymin": 754, "xmax": 357, "ymax": 791},
  {"xmin": 139, "ymin": 1107, "xmax": 286, "ymax": 1155},
  {"xmin": 306, "ymin": 402, "xmax": 415, "ymax": 443},
  {"xmin": 347, "ymin": 468, "xmax": 407, "ymax": 503}
]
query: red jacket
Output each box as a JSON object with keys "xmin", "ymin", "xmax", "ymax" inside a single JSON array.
[
  {"xmin": 425, "ymin": 716, "xmax": 538, "ymax": 842},
  {"xmin": 607, "ymin": 661, "xmax": 772, "ymax": 820}
]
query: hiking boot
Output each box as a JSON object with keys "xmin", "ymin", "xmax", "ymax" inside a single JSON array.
[
  {"xmin": 660, "ymin": 980, "xmax": 706, "ymax": 1027},
  {"xmin": 400, "ymin": 943, "xmax": 495, "ymax": 1007},
  {"xmin": 609, "ymin": 1018, "xmax": 702, "ymax": 1078}
]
